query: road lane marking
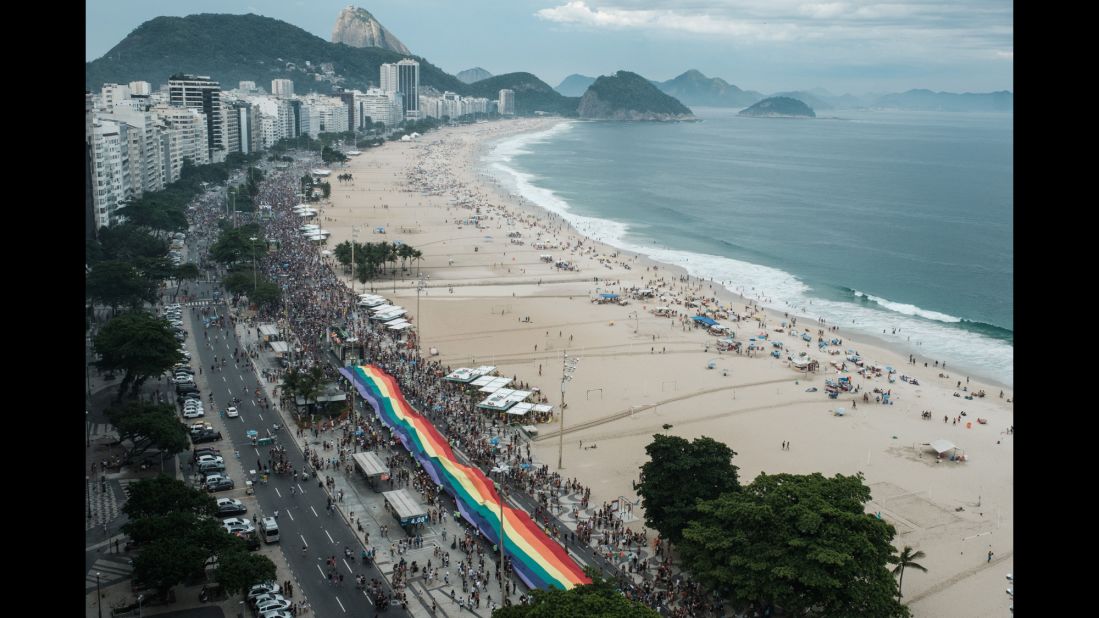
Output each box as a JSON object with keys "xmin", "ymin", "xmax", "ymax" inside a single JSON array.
[
  {"xmin": 342, "ymin": 559, "xmax": 353, "ymax": 573},
  {"xmin": 274, "ymin": 488, "xmax": 282, "ymax": 498},
  {"xmin": 310, "ymin": 506, "xmax": 319, "ymax": 517},
  {"xmin": 336, "ymin": 596, "xmax": 347, "ymax": 612},
  {"xmin": 301, "ymin": 534, "xmax": 308, "ymax": 547},
  {"xmin": 325, "ymin": 529, "xmax": 334, "ymax": 544},
  {"xmin": 361, "ymin": 590, "xmax": 374, "ymax": 605},
  {"xmin": 286, "ymin": 509, "xmax": 294, "ymax": 521}
]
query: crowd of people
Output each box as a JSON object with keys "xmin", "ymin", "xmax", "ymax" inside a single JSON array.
[{"xmin": 184, "ymin": 153, "xmax": 730, "ymax": 616}]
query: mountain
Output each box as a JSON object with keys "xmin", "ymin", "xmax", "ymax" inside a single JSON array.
[
  {"xmin": 656, "ymin": 70, "xmax": 764, "ymax": 108},
  {"xmin": 465, "ymin": 72, "xmax": 580, "ymax": 116},
  {"xmin": 578, "ymin": 71, "xmax": 695, "ymax": 121},
  {"xmin": 331, "ymin": 5, "xmax": 411, "ymax": 55},
  {"xmin": 456, "ymin": 67, "xmax": 493, "ymax": 84},
  {"xmin": 872, "ymin": 89, "xmax": 1013, "ymax": 112},
  {"xmin": 555, "ymin": 74, "xmax": 596, "ymax": 97},
  {"xmin": 772, "ymin": 90, "xmax": 833, "ymax": 111},
  {"xmin": 85, "ymin": 14, "xmax": 466, "ymax": 95},
  {"xmin": 739, "ymin": 97, "xmax": 816, "ymax": 118}
]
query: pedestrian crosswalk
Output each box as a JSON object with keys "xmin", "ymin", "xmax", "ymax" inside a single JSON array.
[
  {"xmin": 86, "ymin": 554, "xmax": 133, "ymax": 591},
  {"xmin": 184, "ymin": 299, "xmax": 217, "ymax": 307}
]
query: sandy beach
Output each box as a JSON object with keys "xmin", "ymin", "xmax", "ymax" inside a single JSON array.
[{"xmin": 313, "ymin": 118, "xmax": 1013, "ymax": 617}]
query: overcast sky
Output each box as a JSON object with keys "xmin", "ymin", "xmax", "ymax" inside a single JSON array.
[{"xmin": 86, "ymin": 0, "xmax": 1013, "ymax": 94}]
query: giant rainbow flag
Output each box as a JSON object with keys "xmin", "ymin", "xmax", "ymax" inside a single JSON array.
[{"xmin": 340, "ymin": 364, "xmax": 590, "ymax": 590}]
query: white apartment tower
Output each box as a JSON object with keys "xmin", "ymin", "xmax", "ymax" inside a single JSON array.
[
  {"xmin": 498, "ymin": 89, "xmax": 515, "ymax": 115},
  {"xmin": 271, "ymin": 79, "xmax": 294, "ymax": 98},
  {"xmin": 91, "ymin": 120, "xmax": 132, "ymax": 228}
]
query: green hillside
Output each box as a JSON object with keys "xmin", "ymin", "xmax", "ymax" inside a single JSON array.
[
  {"xmin": 465, "ymin": 72, "xmax": 580, "ymax": 116},
  {"xmin": 85, "ymin": 13, "xmax": 467, "ymax": 95}
]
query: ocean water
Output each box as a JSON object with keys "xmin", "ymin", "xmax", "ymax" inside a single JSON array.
[{"xmin": 483, "ymin": 108, "xmax": 1013, "ymax": 386}]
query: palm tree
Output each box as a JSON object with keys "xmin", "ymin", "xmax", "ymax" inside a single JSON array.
[{"xmin": 892, "ymin": 545, "xmax": 928, "ymax": 598}]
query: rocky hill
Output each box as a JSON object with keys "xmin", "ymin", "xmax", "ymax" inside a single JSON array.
[
  {"xmin": 331, "ymin": 5, "xmax": 411, "ymax": 54},
  {"xmin": 578, "ymin": 71, "xmax": 695, "ymax": 121},
  {"xmin": 85, "ymin": 13, "xmax": 464, "ymax": 94},
  {"xmin": 738, "ymin": 96, "xmax": 816, "ymax": 118},
  {"xmin": 456, "ymin": 67, "xmax": 493, "ymax": 84}
]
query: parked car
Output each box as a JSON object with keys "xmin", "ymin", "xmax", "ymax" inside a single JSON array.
[
  {"xmin": 205, "ymin": 476, "xmax": 234, "ymax": 492},
  {"xmin": 223, "ymin": 517, "xmax": 255, "ymax": 535},
  {"xmin": 192, "ymin": 430, "xmax": 223, "ymax": 444},
  {"xmin": 182, "ymin": 409, "xmax": 205, "ymax": 419},
  {"xmin": 247, "ymin": 583, "xmax": 282, "ymax": 602},
  {"xmin": 193, "ymin": 448, "xmax": 220, "ymax": 461},
  {"xmin": 196, "ymin": 455, "xmax": 224, "ymax": 465},
  {"xmin": 256, "ymin": 599, "xmax": 292, "ymax": 613},
  {"xmin": 198, "ymin": 461, "xmax": 225, "ymax": 474},
  {"xmin": 215, "ymin": 497, "xmax": 246, "ymax": 515},
  {"xmin": 251, "ymin": 593, "xmax": 288, "ymax": 608}
]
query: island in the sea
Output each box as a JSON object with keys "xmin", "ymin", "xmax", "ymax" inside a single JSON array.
[
  {"xmin": 738, "ymin": 96, "xmax": 816, "ymax": 118},
  {"xmin": 578, "ymin": 70, "xmax": 696, "ymax": 121}
]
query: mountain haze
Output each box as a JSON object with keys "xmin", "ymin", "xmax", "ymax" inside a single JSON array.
[
  {"xmin": 555, "ymin": 74, "xmax": 596, "ymax": 97},
  {"xmin": 873, "ymin": 89, "xmax": 1013, "ymax": 112},
  {"xmin": 656, "ymin": 70, "xmax": 764, "ymax": 108},
  {"xmin": 331, "ymin": 5, "xmax": 411, "ymax": 55},
  {"xmin": 456, "ymin": 67, "xmax": 493, "ymax": 84}
]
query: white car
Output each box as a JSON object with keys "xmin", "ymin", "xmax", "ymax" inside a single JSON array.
[
  {"xmin": 226, "ymin": 406, "xmax": 239, "ymax": 418},
  {"xmin": 256, "ymin": 599, "xmax": 291, "ymax": 613},
  {"xmin": 247, "ymin": 583, "xmax": 281, "ymax": 602},
  {"xmin": 182, "ymin": 409, "xmax": 205, "ymax": 419},
  {"xmin": 223, "ymin": 518, "xmax": 255, "ymax": 535},
  {"xmin": 196, "ymin": 455, "xmax": 224, "ymax": 465},
  {"xmin": 260, "ymin": 610, "xmax": 293, "ymax": 618},
  {"xmin": 251, "ymin": 593, "xmax": 288, "ymax": 607}
]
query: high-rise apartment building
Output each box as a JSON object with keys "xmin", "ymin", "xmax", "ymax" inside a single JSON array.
[
  {"xmin": 152, "ymin": 105, "xmax": 210, "ymax": 182},
  {"xmin": 498, "ymin": 89, "xmax": 515, "ymax": 115},
  {"xmin": 129, "ymin": 81, "xmax": 151, "ymax": 96},
  {"xmin": 271, "ymin": 79, "xmax": 294, "ymax": 98},
  {"xmin": 380, "ymin": 59, "xmax": 420, "ymax": 119},
  {"xmin": 90, "ymin": 120, "xmax": 132, "ymax": 229},
  {"xmin": 168, "ymin": 74, "xmax": 222, "ymax": 161}
]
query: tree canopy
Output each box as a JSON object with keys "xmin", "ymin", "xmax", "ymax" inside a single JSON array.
[
  {"xmin": 678, "ymin": 472, "xmax": 908, "ymax": 617},
  {"xmin": 492, "ymin": 569, "xmax": 659, "ymax": 618},
  {"xmin": 94, "ymin": 311, "xmax": 183, "ymax": 399},
  {"xmin": 636, "ymin": 434, "xmax": 740, "ymax": 544},
  {"xmin": 105, "ymin": 401, "xmax": 191, "ymax": 460},
  {"xmin": 123, "ymin": 474, "xmax": 217, "ymax": 520},
  {"xmin": 214, "ymin": 550, "xmax": 277, "ymax": 597},
  {"xmin": 86, "ymin": 260, "xmax": 159, "ymax": 311}
]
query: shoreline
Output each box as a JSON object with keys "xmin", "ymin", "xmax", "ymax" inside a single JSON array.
[
  {"xmin": 322, "ymin": 117, "xmax": 1013, "ymax": 617},
  {"xmin": 473, "ymin": 120, "xmax": 1013, "ymax": 393}
]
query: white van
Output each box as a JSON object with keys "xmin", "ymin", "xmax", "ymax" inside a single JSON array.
[{"xmin": 260, "ymin": 517, "xmax": 279, "ymax": 543}]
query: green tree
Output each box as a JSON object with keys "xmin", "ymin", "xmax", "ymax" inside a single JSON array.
[
  {"xmin": 94, "ymin": 312, "xmax": 183, "ymax": 399},
  {"xmin": 123, "ymin": 474, "xmax": 217, "ymax": 520},
  {"xmin": 105, "ymin": 401, "xmax": 191, "ymax": 460},
  {"xmin": 892, "ymin": 546, "xmax": 928, "ymax": 599},
  {"xmin": 636, "ymin": 434, "xmax": 740, "ymax": 544},
  {"xmin": 86, "ymin": 260, "xmax": 159, "ymax": 311},
  {"xmin": 251, "ymin": 280, "xmax": 282, "ymax": 307},
  {"xmin": 132, "ymin": 536, "xmax": 204, "ymax": 600},
  {"xmin": 96, "ymin": 223, "xmax": 170, "ymax": 264},
  {"xmin": 492, "ymin": 568, "xmax": 658, "ymax": 618},
  {"xmin": 215, "ymin": 550, "xmax": 278, "ymax": 597},
  {"xmin": 678, "ymin": 472, "xmax": 908, "ymax": 617},
  {"xmin": 321, "ymin": 181, "xmax": 332, "ymax": 198},
  {"xmin": 172, "ymin": 262, "xmax": 201, "ymax": 299}
]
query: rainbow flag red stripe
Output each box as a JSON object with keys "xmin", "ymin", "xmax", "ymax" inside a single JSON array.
[{"xmin": 340, "ymin": 364, "xmax": 590, "ymax": 590}]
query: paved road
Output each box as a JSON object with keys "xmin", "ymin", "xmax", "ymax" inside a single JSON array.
[{"xmin": 179, "ymin": 278, "xmax": 405, "ymax": 617}]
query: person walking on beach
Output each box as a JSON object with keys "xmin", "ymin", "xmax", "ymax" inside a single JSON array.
[{"xmin": 988, "ymin": 549, "xmax": 994, "ymax": 563}]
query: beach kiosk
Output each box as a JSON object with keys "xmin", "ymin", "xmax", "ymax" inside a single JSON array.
[
  {"xmin": 383, "ymin": 489, "xmax": 429, "ymax": 529},
  {"xmin": 353, "ymin": 451, "xmax": 390, "ymax": 489}
]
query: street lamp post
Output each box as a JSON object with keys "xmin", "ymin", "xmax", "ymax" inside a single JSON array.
[
  {"xmin": 496, "ymin": 479, "xmax": 507, "ymax": 607},
  {"xmin": 96, "ymin": 572, "xmax": 103, "ymax": 618},
  {"xmin": 350, "ymin": 227, "xmax": 359, "ymax": 294},
  {"xmin": 87, "ymin": 476, "xmax": 92, "ymax": 519},
  {"xmin": 250, "ymin": 237, "xmax": 258, "ymax": 293},
  {"xmin": 557, "ymin": 352, "xmax": 579, "ymax": 470},
  {"xmin": 416, "ymin": 272, "xmax": 427, "ymax": 352},
  {"xmin": 137, "ymin": 594, "xmax": 143, "ymax": 618}
]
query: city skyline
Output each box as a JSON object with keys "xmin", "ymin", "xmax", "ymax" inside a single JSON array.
[{"xmin": 86, "ymin": 0, "xmax": 1014, "ymax": 96}]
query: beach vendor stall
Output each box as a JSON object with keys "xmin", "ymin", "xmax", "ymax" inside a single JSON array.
[
  {"xmin": 383, "ymin": 489, "xmax": 429, "ymax": 528},
  {"xmin": 353, "ymin": 451, "xmax": 391, "ymax": 490},
  {"xmin": 926, "ymin": 439, "xmax": 968, "ymax": 462}
]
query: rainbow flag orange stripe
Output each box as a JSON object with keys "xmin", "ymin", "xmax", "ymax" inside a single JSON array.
[{"xmin": 340, "ymin": 364, "xmax": 590, "ymax": 590}]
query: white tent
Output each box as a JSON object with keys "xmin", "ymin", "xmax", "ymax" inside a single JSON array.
[{"xmin": 928, "ymin": 439, "xmax": 957, "ymax": 454}]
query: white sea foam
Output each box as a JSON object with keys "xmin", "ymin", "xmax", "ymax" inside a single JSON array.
[
  {"xmin": 853, "ymin": 291, "xmax": 963, "ymax": 323},
  {"xmin": 482, "ymin": 129, "xmax": 1013, "ymax": 387}
]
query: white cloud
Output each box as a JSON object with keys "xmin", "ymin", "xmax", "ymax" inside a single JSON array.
[
  {"xmin": 535, "ymin": 1, "xmax": 1013, "ymax": 57},
  {"xmin": 995, "ymin": 50, "xmax": 1013, "ymax": 60}
]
